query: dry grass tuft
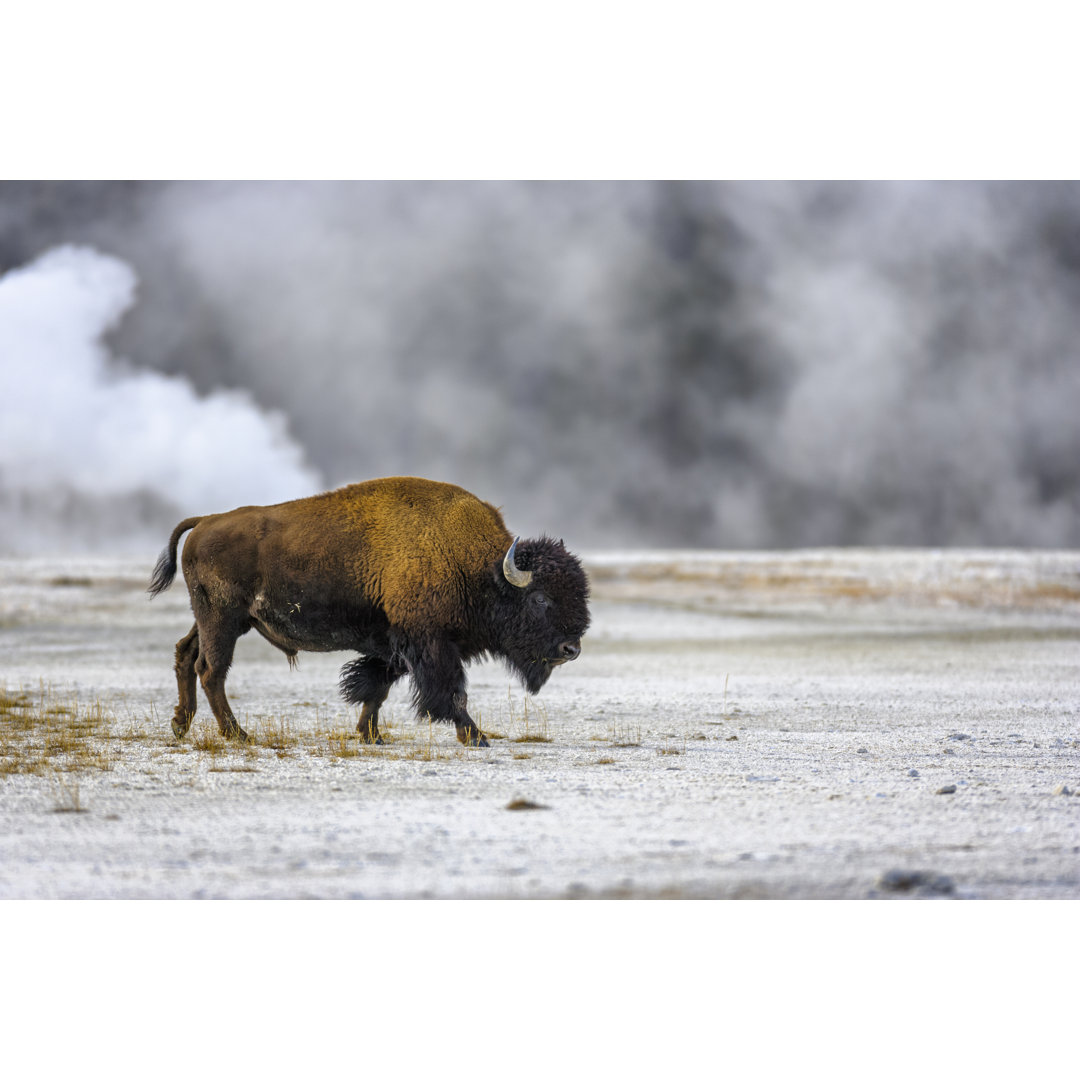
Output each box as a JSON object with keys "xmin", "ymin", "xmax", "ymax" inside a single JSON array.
[
  {"xmin": 0, "ymin": 684, "xmax": 120, "ymax": 775},
  {"xmin": 396, "ymin": 720, "xmax": 461, "ymax": 762},
  {"xmin": 191, "ymin": 726, "xmax": 228, "ymax": 753},
  {"xmin": 1, "ymin": 682, "xmax": 588, "ymax": 775},
  {"xmin": 257, "ymin": 715, "xmax": 299, "ymax": 754},
  {"xmin": 324, "ymin": 729, "xmax": 364, "ymax": 759},
  {"xmin": 608, "ymin": 722, "xmax": 642, "ymax": 748},
  {"xmin": 52, "ymin": 775, "xmax": 87, "ymax": 813},
  {"xmin": 309, "ymin": 711, "xmax": 463, "ymax": 762},
  {"xmin": 510, "ymin": 700, "xmax": 552, "ymax": 744}
]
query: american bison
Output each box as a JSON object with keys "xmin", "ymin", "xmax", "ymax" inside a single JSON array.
[{"xmin": 148, "ymin": 476, "xmax": 590, "ymax": 747}]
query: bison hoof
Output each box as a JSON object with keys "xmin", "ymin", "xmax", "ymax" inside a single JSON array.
[
  {"xmin": 223, "ymin": 725, "xmax": 249, "ymax": 743},
  {"xmin": 171, "ymin": 718, "xmax": 189, "ymax": 740},
  {"xmin": 456, "ymin": 726, "xmax": 489, "ymax": 748}
]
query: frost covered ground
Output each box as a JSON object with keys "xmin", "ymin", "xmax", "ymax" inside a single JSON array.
[{"xmin": 1, "ymin": 549, "xmax": 1078, "ymax": 899}]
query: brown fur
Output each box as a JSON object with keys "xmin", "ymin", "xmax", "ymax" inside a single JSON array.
[{"xmin": 183, "ymin": 477, "xmax": 511, "ymax": 634}]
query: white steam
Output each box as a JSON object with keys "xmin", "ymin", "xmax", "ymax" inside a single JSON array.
[
  {"xmin": 3, "ymin": 183, "xmax": 1079, "ymax": 552},
  {"xmin": 0, "ymin": 246, "xmax": 320, "ymax": 553},
  {"xmin": 135, "ymin": 181, "xmax": 1080, "ymax": 549}
]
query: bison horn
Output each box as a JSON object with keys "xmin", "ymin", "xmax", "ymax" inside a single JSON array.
[{"xmin": 503, "ymin": 537, "xmax": 534, "ymax": 589}]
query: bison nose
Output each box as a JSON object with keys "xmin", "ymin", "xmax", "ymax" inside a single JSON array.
[{"xmin": 558, "ymin": 640, "xmax": 581, "ymax": 662}]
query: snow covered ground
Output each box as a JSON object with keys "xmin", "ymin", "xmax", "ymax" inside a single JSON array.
[{"xmin": 1, "ymin": 549, "xmax": 1078, "ymax": 899}]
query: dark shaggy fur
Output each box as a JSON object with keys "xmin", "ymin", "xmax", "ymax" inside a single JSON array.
[{"xmin": 148, "ymin": 477, "xmax": 590, "ymax": 747}]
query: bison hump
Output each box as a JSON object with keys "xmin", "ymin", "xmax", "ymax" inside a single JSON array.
[{"xmin": 353, "ymin": 479, "xmax": 510, "ymax": 630}]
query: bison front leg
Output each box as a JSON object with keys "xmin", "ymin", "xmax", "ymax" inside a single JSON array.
[
  {"xmin": 410, "ymin": 638, "xmax": 489, "ymax": 748},
  {"xmin": 450, "ymin": 691, "xmax": 488, "ymax": 747}
]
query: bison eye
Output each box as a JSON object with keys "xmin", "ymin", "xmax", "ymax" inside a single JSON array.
[{"xmin": 529, "ymin": 591, "xmax": 551, "ymax": 611}]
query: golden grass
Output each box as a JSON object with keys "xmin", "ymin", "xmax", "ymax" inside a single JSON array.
[
  {"xmin": 52, "ymin": 775, "xmax": 87, "ymax": 813},
  {"xmin": 0, "ymin": 683, "xmax": 582, "ymax": 775},
  {"xmin": 257, "ymin": 715, "xmax": 300, "ymax": 754},
  {"xmin": 190, "ymin": 726, "xmax": 228, "ymax": 753},
  {"xmin": 395, "ymin": 719, "xmax": 464, "ymax": 762},
  {"xmin": 182, "ymin": 706, "xmax": 479, "ymax": 764},
  {"xmin": 587, "ymin": 555, "xmax": 1080, "ymax": 613},
  {"xmin": 510, "ymin": 699, "xmax": 552, "ymax": 743},
  {"xmin": 178, "ymin": 694, "xmax": 542, "ymax": 762},
  {"xmin": 608, "ymin": 721, "xmax": 642, "ymax": 748},
  {"xmin": 324, "ymin": 728, "xmax": 364, "ymax": 759},
  {"xmin": 0, "ymin": 683, "xmax": 125, "ymax": 776}
]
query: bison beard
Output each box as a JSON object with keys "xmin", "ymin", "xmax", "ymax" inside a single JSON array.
[{"xmin": 148, "ymin": 477, "xmax": 590, "ymax": 747}]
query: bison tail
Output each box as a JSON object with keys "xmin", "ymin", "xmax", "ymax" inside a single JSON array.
[{"xmin": 147, "ymin": 517, "xmax": 203, "ymax": 598}]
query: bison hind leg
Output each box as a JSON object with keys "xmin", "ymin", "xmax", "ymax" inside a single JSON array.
[
  {"xmin": 191, "ymin": 612, "xmax": 249, "ymax": 742},
  {"xmin": 340, "ymin": 655, "xmax": 404, "ymax": 744},
  {"xmin": 171, "ymin": 623, "xmax": 200, "ymax": 740}
]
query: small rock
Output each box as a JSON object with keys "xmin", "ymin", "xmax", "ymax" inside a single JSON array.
[
  {"xmin": 877, "ymin": 869, "xmax": 955, "ymax": 895},
  {"xmin": 947, "ymin": 733, "xmax": 972, "ymax": 741},
  {"xmin": 936, "ymin": 784, "xmax": 957, "ymax": 795},
  {"xmin": 505, "ymin": 798, "xmax": 549, "ymax": 811},
  {"xmin": 857, "ymin": 748, "xmax": 869, "ymax": 754},
  {"xmin": 726, "ymin": 735, "xmax": 738, "ymax": 741},
  {"xmin": 908, "ymin": 769, "xmax": 920, "ymax": 777},
  {"xmin": 1052, "ymin": 784, "xmax": 1073, "ymax": 796}
]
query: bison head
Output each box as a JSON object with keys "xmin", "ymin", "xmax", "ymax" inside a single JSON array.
[{"xmin": 493, "ymin": 535, "xmax": 590, "ymax": 693}]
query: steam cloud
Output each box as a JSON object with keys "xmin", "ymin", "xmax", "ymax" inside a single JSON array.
[
  {"xmin": 1, "ymin": 182, "xmax": 1078, "ymax": 553},
  {"xmin": 0, "ymin": 245, "xmax": 320, "ymax": 553}
]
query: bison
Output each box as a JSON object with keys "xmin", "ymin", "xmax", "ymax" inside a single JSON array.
[{"xmin": 148, "ymin": 476, "xmax": 590, "ymax": 747}]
